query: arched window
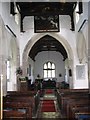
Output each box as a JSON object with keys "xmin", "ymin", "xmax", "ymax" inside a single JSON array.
[{"xmin": 43, "ymin": 61, "xmax": 55, "ymax": 79}]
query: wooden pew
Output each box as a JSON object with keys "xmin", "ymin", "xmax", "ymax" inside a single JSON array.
[
  {"xmin": 57, "ymin": 88, "xmax": 89, "ymax": 93},
  {"xmin": 56, "ymin": 88, "xmax": 89, "ymax": 104},
  {"xmin": 3, "ymin": 110, "xmax": 27, "ymax": 119},
  {"xmin": 3, "ymin": 101, "xmax": 32, "ymax": 119},
  {"xmin": 5, "ymin": 90, "xmax": 40, "ymax": 115},
  {"xmin": 71, "ymin": 106, "xmax": 90, "ymax": 118},
  {"xmin": 67, "ymin": 99, "xmax": 90, "ymax": 118},
  {"xmin": 3, "ymin": 90, "xmax": 40, "ymax": 118},
  {"xmin": 6, "ymin": 90, "xmax": 37, "ymax": 98},
  {"xmin": 56, "ymin": 89, "xmax": 89, "ymax": 110},
  {"xmin": 7, "ymin": 90, "xmax": 40, "ymax": 105},
  {"xmin": 75, "ymin": 111, "xmax": 90, "ymax": 120},
  {"xmin": 57, "ymin": 91, "xmax": 89, "ymax": 112},
  {"xmin": 56, "ymin": 88, "xmax": 89, "ymax": 118},
  {"xmin": 61, "ymin": 94, "xmax": 89, "ymax": 114}
]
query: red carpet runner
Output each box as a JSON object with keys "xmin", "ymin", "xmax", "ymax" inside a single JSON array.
[
  {"xmin": 41, "ymin": 100, "xmax": 56, "ymax": 112},
  {"xmin": 45, "ymin": 89, "xmax": 54, "ymax": 94},
  {"xmin": 37, "ymin": 89, "xmax": 61, "ymax": 118}
]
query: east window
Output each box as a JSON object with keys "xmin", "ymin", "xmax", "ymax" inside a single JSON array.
[{"xmin": 43, "ymin": 61, "xmax": 55, "ymax": 79}]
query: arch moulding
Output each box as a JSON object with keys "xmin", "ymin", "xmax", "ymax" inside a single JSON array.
[{"xmin": 22, "ymin": 32, "xmax": 74, "ymax": 76}]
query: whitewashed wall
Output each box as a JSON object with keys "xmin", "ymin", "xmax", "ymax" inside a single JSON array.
[
  {"xmin": 75, "ymin": 2, "xmax": 88, "ymax": 32},
  {"xmin": 0, "ymin": 2, "xmax": 20, "ymax": 92},
  {"xmin": 0, "ymin": 2, "xmax": 20, "ymax": 39},
  {"xmin": 73, "ymin": 2, "xmax": 89, "ymax": 89},
  {"xmin": 23, "ymin": 16, "xmax": 34, "ymax": 32},
  {"xmin": 59, "ymin": 15, "xmax": 71, "ymax": 30},
  {"xmin": 34, "ymin": 51, "xmax": 65, "ymax": 82}
]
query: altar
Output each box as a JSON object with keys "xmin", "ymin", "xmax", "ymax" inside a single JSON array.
[{"xmin": 42, "ymin": 79, "xmax": 56, "ymax": 89}]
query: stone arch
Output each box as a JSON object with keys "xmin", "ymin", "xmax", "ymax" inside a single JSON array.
[{"xmin": 22, "ymin": 32, "xmax": 74, "ymax": 76}]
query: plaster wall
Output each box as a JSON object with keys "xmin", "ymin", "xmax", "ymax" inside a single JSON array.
[
  {"xmin": 34, "ymin": 51, "xmax": 65, "ymax": 82},
  {"xmin": 0, "ymin": 2, "xmax": 20, "ymax": 39}
]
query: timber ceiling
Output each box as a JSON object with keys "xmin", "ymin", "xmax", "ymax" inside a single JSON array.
[{"xmin": 29, "ymin": 35, "xmax": 68, "ymax": 61}]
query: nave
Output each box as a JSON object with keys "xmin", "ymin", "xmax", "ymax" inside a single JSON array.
[
  {"xmin": 37, "ymin": 89, "xmax": 61, "ymax": 118},
  {"xmin": 0, "ymin": 1, "xmax": 90, "ymax": 120},
  {"xmin": 3, "ymin": 88, "xmax": 90, "ymax": 120}
]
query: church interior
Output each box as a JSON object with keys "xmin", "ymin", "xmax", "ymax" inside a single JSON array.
[{"xmin": 0, "ymin": 0, "xmax": 90, "ymax": 119}]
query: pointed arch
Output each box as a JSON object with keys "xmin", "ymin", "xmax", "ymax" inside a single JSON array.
[{"xmin": 22, "ymin": 33, "xmax": 74, "ymax": 75}]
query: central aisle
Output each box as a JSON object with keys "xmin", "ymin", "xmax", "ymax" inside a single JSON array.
[{"xmin": 37, "ymin": 89, "xmax": 61, "ymax": 118}]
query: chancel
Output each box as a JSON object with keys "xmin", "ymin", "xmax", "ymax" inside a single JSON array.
[{"xmin": 0, "ymin": 1, "xmax": 90, "ymax": 119}]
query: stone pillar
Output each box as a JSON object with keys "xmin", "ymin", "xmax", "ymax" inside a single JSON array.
[
  {"xmin": 88, "ymin": 55, "xmax": 90, "ymax": 93},
  {"xmin": 88, "ymin": 13, "xmax": 90, "ymax": 92},
  {"xmin": 0, "ymin": 55, "xmax": 7, "ymax": 96}
]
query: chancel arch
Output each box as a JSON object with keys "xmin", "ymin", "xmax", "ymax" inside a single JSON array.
[{"xmin": 22, "ymin": 33, "xmax": 74, "ymax": 88}]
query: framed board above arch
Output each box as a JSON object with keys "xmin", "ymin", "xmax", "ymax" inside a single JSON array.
[{"xmin": 34, "ymin": 15, "xmax": 59, "ymax": 33}]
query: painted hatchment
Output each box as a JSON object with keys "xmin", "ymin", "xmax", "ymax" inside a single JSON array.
[{"xmin": 76, "ymin": 65, "xmax": 85, "ymax": 80}]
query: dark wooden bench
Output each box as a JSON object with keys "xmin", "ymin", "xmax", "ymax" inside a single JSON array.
[
  {"xmin": 3, "ymin": 101, "xmax": 32, "ymax": 119},
  {"xmin": 6, "ymin": 90, "xmax": 40, "ymax": 114},
  {"xmin": 75, "ymin": 111, "xmax": 90, "ymax": 120},
  {"xmin": 71, "ymin": 106, "xmax": 90, "ymax": 118},
  {"xmin": 3, "ymin": 90, "xmax": 40, "ymax": 118},
  {"xmin": 56, "ymin": 89, "xmax": 89, "ymax": 119},
  {"xmin": 57, "ymin": 91, "xmax": 89, "ymax": 111},
  {"xmin": 61, "ymin": 94, "xmax": 89, "ymax": 113},
  {"xmin": 56, "ymin": 89, "xmax": 89, "ymax": 110},
  {"xmin": 3, "ymin": 109, "xmax": 27, "ymax": 119},
  {"xmin": 57, "ymin": 88, "xmax": 89, "ymax": 93},
  {"xmin": 67, "ymin": 99, "xmax": 90, "ymax": 118}
]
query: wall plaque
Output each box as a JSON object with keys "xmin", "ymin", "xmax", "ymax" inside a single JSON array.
[{"xmin": 76, "ymin": 65, "xmax": 85, "ymax": 80}]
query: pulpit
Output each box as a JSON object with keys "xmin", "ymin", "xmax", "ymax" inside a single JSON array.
[{"xmin": 19, "ymin": 77, "xmax": 28, "ymax": 91}]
